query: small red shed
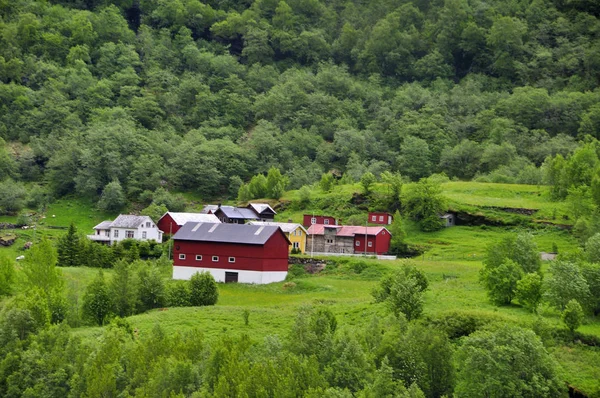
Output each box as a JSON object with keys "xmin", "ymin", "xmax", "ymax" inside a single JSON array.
[
  {"xmin": 368, "ymin": 212, "xmax": 393, "ymax": 225},
  {"xmin": 171, "ymin": 222, "xmax": 290, "ymax": 284},
  {"xmin": 303, "ymin": 214, "xmax": 338, "ymax": 228},
  {"xmin": 157, "ymin": 212, "xmax": 220, "ymax": 236}
]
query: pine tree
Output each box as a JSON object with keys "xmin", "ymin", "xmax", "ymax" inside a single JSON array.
[{"xmin": 57, "ymin": 222, "xmax": 82, "ymax": 267}]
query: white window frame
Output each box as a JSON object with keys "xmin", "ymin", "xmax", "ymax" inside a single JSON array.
[
  {"xmin": 355, "ymin": 241, "xmax": 360, "ymax": 246},
  {"xmin": 212, "ymin": 256, "xmax": 219, "ymax": 262},
  {"xmin": 311, "ymin": 217, "xmax": 316, "ymax": 224},
  {"xmin": 142, "ymin": 231, "xmax": 147, "ymax": 239},
  {"xmin": 372, "ymin": 215, "xmax": 377, "ymax": 221},
  {"xmin": 297, "ymin": 230, "xmax": 302, "ymax": 236},
  {"xmin": 146, "ymin": 222, "xmax": 151, "ymax": 227},
  {"xmin": 324, "ymin": 219, "xmax": 330, "ymax": 225},
  {"xmin": 196, "ymin": 255, "xmax": 202, "ymax": 261},
  {"xmin": 379, "ymin": 216, "xmax": 384, "ymax": 221},
  {"xmin": 126, "ymin": 230, "xmax": 134, "ymax": 239},
  {"xmin": 368, "ymin": 241, "xmax": 373, "ymax": 247},
  {"xmin": 228, "ymin": 257, "xmax": 235, "ymax": 263},
  {"xmin": 179, "ymin": 254, "xmax": 186, "ymax": 260},
  {"xmin": 114, "ymin": 230, "xmax": 119, "ymax": 238},
  {"xmin": 293, "ymin": 242, "xmax": 299, "ymax": 249}
]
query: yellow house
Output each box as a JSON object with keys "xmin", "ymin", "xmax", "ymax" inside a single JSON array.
[{"xmin": 248, "ymin": 221, "xmax": 307, "ymax": 253}]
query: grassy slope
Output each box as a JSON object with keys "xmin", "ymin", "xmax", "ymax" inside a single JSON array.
[{"xmin": 3, "ymin": 181, "xmax": 599, "ymax": 395}]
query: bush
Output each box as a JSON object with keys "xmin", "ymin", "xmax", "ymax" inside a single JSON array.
[
  {"xmin": 167, "ymin": 281, "xmax": 191, "ymax": 307},
  {"xmin": 189, "ymin": 272, "xmax": 219, "ymax": 306},
  {"xmin": 562, "ymin": 299, "xmax": 584, "ymax": 333},
  {"xmin": 286, "ymin": 264, "xmax": 307, "ymax": 280}
]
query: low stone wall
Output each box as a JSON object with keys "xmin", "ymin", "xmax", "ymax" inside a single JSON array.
[{"xmin": 289, "ymin": 256, "xmax": 328, "ymax": 273}]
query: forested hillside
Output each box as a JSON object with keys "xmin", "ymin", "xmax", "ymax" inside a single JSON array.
[{"xmin": 0, "ymin": 0, "xmax": 599, "ymax": 208}]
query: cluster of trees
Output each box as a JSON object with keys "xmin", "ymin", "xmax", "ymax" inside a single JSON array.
[
  {"xmin": 0, "ymin": 0, "xmax": 598, "ymax": 210},
  {"xmin": 480, "ymin": 232, "xmax": 600, "ymax": 333},
  {"xmin": 57, "ymin": 222, "xmax": 164, "ymax": 269}
]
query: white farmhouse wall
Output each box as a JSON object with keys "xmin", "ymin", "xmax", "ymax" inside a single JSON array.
[
  {"xmin": 173, "ymin": 266, "xmax": 287, "ymax": 284},
  {"xmin": 109, "ymin": 225, "xmax": 163, "ymax": 244}
]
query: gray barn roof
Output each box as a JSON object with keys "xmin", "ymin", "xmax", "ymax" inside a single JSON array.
[
  {"xmin": 172, "ymin": 222, "xmax": 285, "ymax": 245},
  {"xmin": 217, "ymin": 206, "xmax": 259, "ymax": 220},
  {"xmin": 110, "ymin": 214, "xmax": 152, "ymax": 228},
  {"xmin": 248, "ymin": 203, "xmax": 276, "ymax": 215}
]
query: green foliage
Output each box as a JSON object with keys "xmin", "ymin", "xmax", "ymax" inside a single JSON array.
[
  {"xmin": 189, "ymin": 271, "xmax": 219, "ymax": 306},
  {"xmin": 0, "ymin": 179, "xmax": 27, "ymax": 214},
  {"xmin": 137, "ymin": 265, "xmax": 167, "ymax": 311},
  {"xmin": 360, "ymin": 172, "xmax": 376, "ymax": 196},
  {"xmin": 483, "ymin": 233, "xmax": 541, "ymax": 274},
  {"xmin": 516, "ymin": 273, "xmax": 544, "ymax": 313},
  {"xmin": 403, "ymin": 179, "xmax": 446, "ymax": 232},
  {"xmin": 97, "ymin": 179, "xmax": 127, "ymax": 212},
  {"xmin": 167, "ymin": 280, "xmax": 191, "ymax": 307},
  {"xmin": 57, "ymin": 222, "xmax": 82, "ymax": 267},
  {"xmin": 82, "ymin": 270, "xmax": 113, "ymax": 326},
  {"xmin": 109, "ymin": 260, "xmax": 138, "ymax": 317},
  {"xmin": 455, "ymin": 326, "xmax": 564, "ymax": 398},
  {"xmin": 544, "ymin": 261, "xmax": 590, "ymax": 311},
  {"xmin": 479, "ymin": 258, "xmax": 523, "ymax": 305},
  {"xmin": 562, "ymin": 299, "xmax": 584, "ymax": 333},
  {"xmin": 320, "ymin": 173, "xmax": 335, "ymax": 192},
  {"xmin": 140, "ymin": 202, "xmax": 168, "ymax": 224},
  {"xmin": 22, "ymin": 239, "xmax": 64, "ymax": 296},
  {"xmin": 373, "ymin": 264, "xmax": 427, "ymax": 321},
  {"xmin": 585, "ymin": 233, "xmax": 600, "ymax": 263},
  {"xmin": 581, "ymin": 262, "xmax": 600, "ymax": 315},
  {"xmin": 388, "ymin": 211, "xmax": 406, "ymax": 255},
  {"xmin": 0, "ymin": 256, "xmax": 15, "ymax": 297}
]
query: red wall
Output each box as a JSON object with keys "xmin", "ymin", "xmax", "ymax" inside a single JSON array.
[
  {"xmin": 173, "ymin": 230, "xmax": 289, "ymax": 272},
  {"xmin": 353, "ymin": 230, "xmax": 391, "ymax": 254},
  {"xmin": 368, "ymin": 212, "xmax": 393, "ymax": 225},
  {"xmin": 158, "ymin": 213, "xmax": 180, "ymax": 236},
  {"xmin": 303, "ymin": 215, "xmax": 337, "ymax": 227}
]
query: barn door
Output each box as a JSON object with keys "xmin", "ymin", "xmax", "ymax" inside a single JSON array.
[{"xmin": 225, "ymin": 272, "xmax": 239, "ymax": 283}]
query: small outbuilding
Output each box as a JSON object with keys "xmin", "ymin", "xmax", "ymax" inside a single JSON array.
[
  {"xmin": 368, "ymin": 212, "xmax": 393, "ymax": 225},
  {"xmin": 172, "ymin": 222, "xmax": 290, "ymax": 284},
  {"xmin": 157, "ymin": 212, "xmax": 220, "ymax": 236},
  {"xmin": 441, "ymin": 213, "xmax": 455, "ymax": 227},
  {"xmin": 302, "ymin": 214, "xmax": 338, "ymax": 228}
]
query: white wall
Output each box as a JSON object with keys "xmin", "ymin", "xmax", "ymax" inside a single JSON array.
[
  {"xmin": 173, "ymin": 266, "xmax": 288, "ymax": 284},
  {"xmin": 109, "ymin": 223, "xmax": 162, "ymax": 244}
]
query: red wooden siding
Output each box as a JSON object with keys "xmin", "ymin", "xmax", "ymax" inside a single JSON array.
[
  {"xmin": 302, "ymin": 215, "xmax": 337, "ymax": 228},
  {"xmin": 157, "ymin": 213, "xmax": 179, "ymax": 236},
  {"xmin": 172, "ymin": 229, "xmax": 289, "ymax": 272},
  {"xmin": 368, "ymin": 212, "xmax": 393, "ymax": 225},
  {"xmin": 353, "ymin": 230, "xmax": 391, "ymax": 254}
]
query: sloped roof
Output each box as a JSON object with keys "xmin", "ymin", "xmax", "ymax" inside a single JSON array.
[
  {"xmin": 163, "ymin": 212, "xmax": 220, "ymax": 225},
  {"xmin": 307, "ymin": 224, "xmax": 390, "ymax": 236},
  {"xmin": 200, "ymin": 205, "xmax": 219, "ymax": 214},
  {"xmin": 93, "ymin": 220, "xmax": 113, "ymax": 230},
  {"xmin": 248, "ymin": 221, "xmax": 306, "ymax": 234},
  {"xmin": 217, "ymin": 206, "xmax": 259, "ymax": 220},
  {"xmin": 110, "ymin": 214, "xmax": 153, "ymax": 229},
  {"xmin": 248, "ymin": 203, "xmax": 277, "ymax": 215},
  {"xmin": 173, "ymin": 222, "xmax": 289, "ymax": 245}
]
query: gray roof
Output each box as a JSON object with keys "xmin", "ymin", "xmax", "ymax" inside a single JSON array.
[
  {"xmin": 217, "ymin": 206, "xmax": 259, "ymax": 220},
  {"xmin": 110, "ymin": 214, "xmax": 153, "ymax": 228},
  {"xmin": 93, "ymin": 220, "xmax": 113, "ymax": 230},
  {"xmin": 200, "ymin": 205, "xmax": 219, "ymax": 214},
  {"xmin": 164, "ymin": 212, "xmax": 220, "ymax": 225},
  {"xmin": 173, "ymin": 222, "xmax": 285, "ymax": 245},
  {"xmin": 248, "ymin": 221, "xmax": 305, "ymax": 234},
  {"xmin": 249, "ymin": 203, "xmax": 276, "ymax": 215}
]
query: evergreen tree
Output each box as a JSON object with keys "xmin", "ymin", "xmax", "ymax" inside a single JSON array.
[
  {"xmin": 82, "ymin": 270, "xmax": 114, "ymax": 326},
  {"xmin": 57, "ymin": 222, "xmax": 82, "ymax": 267}
]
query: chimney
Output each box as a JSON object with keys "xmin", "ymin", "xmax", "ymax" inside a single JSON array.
[
  {"xmin": 217, "ymin": 203, "xmax": 221, "ymax": 208},
  {"xmin": 288, "ymin": 219, "xmax": 293, "ymax": 223}
]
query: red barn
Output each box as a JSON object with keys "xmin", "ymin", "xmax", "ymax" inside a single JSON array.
[
  {"xmin": 172, "ymin": 222, "xmax": 290, "ymax": 284},
  {"xmin": 157, "ymin": 212, "xmax": 220, "ymax": 236},
  {"xmin": 368, "ymin": 212, "xmax": 393, "ymax": 225},
  {"xmin": 303, "ymin": 214, "xmax": 338, "ymax": 228},
  {"xmin": 307, "ymin": 225, "xmax": 391, "ymax": 255}
]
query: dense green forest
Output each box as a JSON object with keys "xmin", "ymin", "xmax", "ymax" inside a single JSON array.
[{"xmin": 0, "ymin": 0, "xmax": 600, "ymax": 209}]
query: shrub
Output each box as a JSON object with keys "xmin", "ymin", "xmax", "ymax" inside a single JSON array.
[
  {"xmin": 167, "ymin": 281, "xmax": 191, "ymax": 307},
  {"xmin": 562, "ymin": 299, "xmax": 584, "ymax": 333},
  {"xmin": 189, "ymin": 272, "xmax": 219, "ymax": 306}
]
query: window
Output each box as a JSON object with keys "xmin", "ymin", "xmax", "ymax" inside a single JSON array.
[
  {"xmin": 324, "ymin": 219, "xmax": 329, "ymax": 225},
  {"xmin": 326, "ymin": 238, "xmax": 333, "ymax": 244},
  {"xmin": 379, "ymin": 216, "xmax": 384, "ymax": 221},
  {"xmin": 126, "ymin": 230, "xmax": 134, "ymax": 238},
  {"xmin": 228, "ymin": 257, "xmax": 235, "ymax": 263},
  {"xmin": 297, "ymin": 230, "xmax": 302, "ymax": 236},
  {"xmin": 355, "ymin": 241, "xmax": 360, "ymax": 246},
  {"xmin": 142, "ymin": 231, "xmax": 147, "ymax": 239},
  {"xmin": 114, "ymin": 230, "xmax": 119, "ymax": 238},
  {"xmin": 293, "ymin": 242, "xmax": 299, "ymax": 249},
  {"xmin": 196, "ymin": 255, "xmax": 202, "ymax": 261},
  {"xmin": 105, "ymin": 231, "xmax": 109, "ymax": 237},
  {"xmin": 311, "ymin": 217, "xmax": 316, "ymax": 224},
  {"xmin": 179, "ymin": 254, "xmax": 186, "ymax": 260},
  {"xmin": 368, "ymin": 242, "xmax": 373, "ymax": 247},
  {"xmin": 212, "ymin": 256, "xmax": 219, "ymax": 262},
  {"xmin": 372, "ymin": 215, "xmax": 376, "ymax": 221},
  {"xmin": 146, "ymin": 222, "xmax": 151, "ymax": 227}
]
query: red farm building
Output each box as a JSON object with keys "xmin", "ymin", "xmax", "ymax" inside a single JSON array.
[
  {"xmin": 171, "ymin": 222, "xmax": 290, "ymax": 284},
  {"xmin": 157, "ymin": 212, "xmax": 220, "ymax": 236},
  {"xmin": 307, "ymin": 225, "xmax": 391, "ymax": 255},
  {"xmin": 303, "ymin": 214, "xmax": 338, "ymax": 228},
  {"xmin": 368, "ymin": 212, "xmax": 393, "ymax": 225}
]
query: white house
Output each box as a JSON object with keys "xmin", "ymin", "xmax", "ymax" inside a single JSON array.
[{"xmin": 87, "ymin": 214, "xmax": 163, "ymax": 245}]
